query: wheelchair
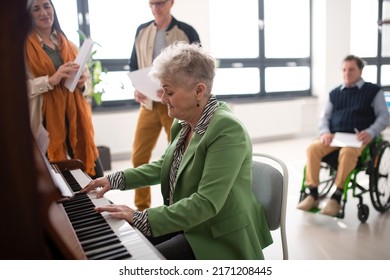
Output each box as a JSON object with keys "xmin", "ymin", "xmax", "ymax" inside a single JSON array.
[{"xmin": 299, "ymin": 135, "xmax": 390, "ymax": 222}]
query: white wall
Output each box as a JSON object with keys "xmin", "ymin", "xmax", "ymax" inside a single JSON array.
[
  {"xmin": 92, "ymin": 0, "xmax": 354, "ymax": 160},
  {"xmin": 171, "ymin": 0, "xmax": 211, "ymax": 50},
  {"xmin": 312, "ymin": 0, "xmax": 352, "ymax": 106}
]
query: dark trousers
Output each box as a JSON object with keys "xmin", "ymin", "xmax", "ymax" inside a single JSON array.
[{"xmin": 146, "ymin": 232, "xmax": 196, "ymax": 260}]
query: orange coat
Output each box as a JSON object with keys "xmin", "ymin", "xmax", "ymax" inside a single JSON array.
[{"xmin": 25, "ymin": 31, "xmax": 98, "ymax": 176}]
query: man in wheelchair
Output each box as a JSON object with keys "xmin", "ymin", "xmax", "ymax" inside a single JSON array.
[{"xmin": 297, "ymin": 55, "xmax": 390, "ymax": 216}]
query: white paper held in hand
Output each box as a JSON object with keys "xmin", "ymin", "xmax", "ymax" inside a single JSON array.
[
  {"xmin": 64, "ymin": 38, "xmax": 94, "ymax": 92},
  {"xmin": 127, "ymin": 66, "xmax": 162, "ymax": 102}
]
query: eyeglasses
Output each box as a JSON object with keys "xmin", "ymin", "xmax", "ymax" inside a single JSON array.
[{"xmin": 149, "ymin": 0, "xmax": 170, "ymax": 8}]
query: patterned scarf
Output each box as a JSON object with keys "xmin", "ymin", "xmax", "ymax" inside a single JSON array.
[{"xmin": 168, "ymin": 95, "xmax": 218, "ymax": 204}]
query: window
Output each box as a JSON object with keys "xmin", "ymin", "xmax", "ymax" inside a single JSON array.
[
  {"xmin": 51, "ymin": 0, "xmax": 313, "ymax": 108},
  {"xmin": 350, "ymin": 0, "xmax": 390, "ymax": 92},
  {"xmin": 51, "ymin": 0, "xmax": 79, "ymax": 46},
  {"xmin": 381, "ymin": 0, "xmax": 390, "ymax": 100},
  {"xmin": 210, "ymin": 0, "xmax": 311, "ymax": 98}
]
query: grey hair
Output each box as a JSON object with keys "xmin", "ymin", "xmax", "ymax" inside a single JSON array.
[
  {"xmin": 27, "ymin": 0, "xmax": 33, "ymax": 9},
  {"xmin": 149, "ymin": 41, "xmax": 216, "ymax": 93}
]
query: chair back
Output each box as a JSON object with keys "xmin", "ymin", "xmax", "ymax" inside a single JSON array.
[{"xmin": 252, "ymin": 153, "xmax": 289, "ymax": 260}]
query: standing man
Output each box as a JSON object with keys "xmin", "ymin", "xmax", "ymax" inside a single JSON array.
[
  {"xmin": 297, "ymin": 55, "xmax": 390, "ymax": 216},
  {"xmin": 129, "ymin": 0, "xmax": 200, "ymax": 210}
]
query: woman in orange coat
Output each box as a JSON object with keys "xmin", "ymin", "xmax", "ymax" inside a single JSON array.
[{"xmin": 25, "ymin": 0, "xmax": 103, "ymax": 178}]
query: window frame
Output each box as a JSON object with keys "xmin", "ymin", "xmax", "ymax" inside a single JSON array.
[
  {"xmin": 58, "ymin": 0, "xmax": 315, "ymax": 110},
  {"xmin": 358, "ymin": 0, "xmax": 390, "ymax": 94}
]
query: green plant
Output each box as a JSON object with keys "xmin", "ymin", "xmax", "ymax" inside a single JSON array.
[
  {"xmin": 87, "ymin": 50, "xmax": 105, "ymax": 106},
  {"xmin": 77, "ymin": 30, "xmax": 106, "ymax": 106}
]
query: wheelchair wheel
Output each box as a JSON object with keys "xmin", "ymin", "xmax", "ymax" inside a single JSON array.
[
  {"xmin": 357, "ymin": 203, "xmax": 369, "ymax": 223},
  {"xmin": 318, "ymin": 162, "xmax": 336, "ymax": 199},
  {"xmin": 369, "ymin": 140, "xmax": 390, "ymax": 212}
]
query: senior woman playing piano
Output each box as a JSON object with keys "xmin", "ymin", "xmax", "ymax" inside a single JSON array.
[{"xmin": 82, "ymin": 41, "xmax": 272, "ymax": 260}]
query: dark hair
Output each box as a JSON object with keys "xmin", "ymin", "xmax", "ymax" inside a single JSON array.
[
  {"xmin": 344, "ymin": 55, "xmax": 365, "ymax": 70},
  {"xmin": 48, "ymin": 0, "xmax": 64, "ymax": 35}
]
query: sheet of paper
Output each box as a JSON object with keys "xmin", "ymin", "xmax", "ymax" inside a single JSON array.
[
  {"xmin": 50, "ymin": 169, "xmax": 73, "ymax": 198},
  {"xmin": 35, "ymin": 124, "xmax": 49, "ymax": 155},
  {"xmin": 330, "ymin": 132, "xmax": 362, "ymax": 148},
  {"xmin": 64, "ymin": 38, "xmax": 94, "ymax": 92},
  {"xmin": 36, "ymin": 146, "xmax": 73, "ymax": 198},
  {"xmin": 127, "ymin": 67, "xmax": 161, "ymax": 102}
]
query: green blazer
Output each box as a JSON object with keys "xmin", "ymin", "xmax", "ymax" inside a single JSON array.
[{"xmin": 123, "ymin": 102, "xmax": 273, "ymax": 259}]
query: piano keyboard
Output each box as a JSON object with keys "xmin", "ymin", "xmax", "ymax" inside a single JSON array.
[{"xmin": 59, "ymin": 169, "xmax": 164, "ymax": 260}]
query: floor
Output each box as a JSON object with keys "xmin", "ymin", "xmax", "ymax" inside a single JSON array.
[{"xmin": 104, "ymin": 134, "xmax": 390, "ymax": 260}]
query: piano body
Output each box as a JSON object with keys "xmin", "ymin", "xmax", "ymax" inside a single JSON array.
[{"xmin": 40, "ymin": 150, "xmax": 164, "ymax": 260}]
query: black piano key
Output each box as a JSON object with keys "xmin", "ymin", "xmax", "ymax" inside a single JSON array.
[
  {"xmin": 61, "ymin": 169, "xmax": 82, "ymax": 192},
  {"xmin": 88, "ymin": 246, "xmax": 131, "ymax": 260},
  {"xmin": 77, "ymin": 230, "xmax": 114, "ymax": 245},
  {"xmin": 86, "ymin": 242, "xmax": 131, "ymax": 260},
  {"xmin": 66, "ymin": 208, "xmax": 100, "ymax": 220},
  {"xmin": 81, "ymin": 235, "xmax": 121, "ymax": 252},
  {"xmin": 77, "ymin": 227, "xmax": 113, "ymax": 242},
  {"xmin": 64, "ymin": 194, "xmax": 91, "ymax": 204},
  {"xmin": 63, "ymin": 198, "xmax": 94, "ymax": 212},
  {"xmin": 69, "ymin": 212, "xmax": 104, "ymax": 224},
  {"xmin": 68, "ymin": 214, "xmax": 103, "ymax": 226},
  {"xmin": 63, "ymin": 202, "xmax": 95, "ymax": 214},
  {"xmin": 74, "ymin": 222, "xmax": 110, "ymax": 236},
  {"xmin": 71, "ymin": 216, "xmax": 107, "ymax": 230},
  {"xmin": 80, "ymin": 231, "xmax": 118, "ymax": 246}
]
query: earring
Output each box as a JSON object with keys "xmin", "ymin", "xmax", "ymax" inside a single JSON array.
[{"xmin": 196, "ymin": 103, "xmax": 200, "ymax": 107}]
